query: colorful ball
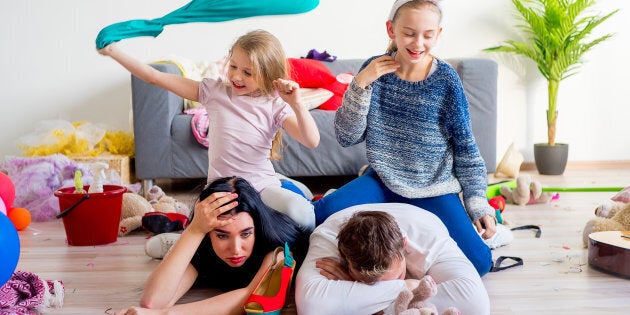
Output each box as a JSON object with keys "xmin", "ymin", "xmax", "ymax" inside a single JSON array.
[
  {"xmin": 8, "ymin": 207, "xmax": 31, "ymax": 231},
  {"xmin": 0, "ymin": 172, "xmax": 16, "ymax": 209},
  {"xmin": 0, "ymin": 198, "xmax": 6, "ymax": 216},
  {"xmin": 0, "ymin": 212, "xmax": 20, "ymax": 287}
]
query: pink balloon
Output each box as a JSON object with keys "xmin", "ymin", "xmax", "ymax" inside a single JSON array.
[
  {"xmin": 0, "ymin": 198, "xmax": 6, "ymax": 216},
  {"xmin": 0, "ymin": 172, "xmax": 15, "ymax": 208}
]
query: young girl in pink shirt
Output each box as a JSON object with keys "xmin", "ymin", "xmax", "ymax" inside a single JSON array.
[{"xmin": 99, "ymin": 30, "xmax": 319, "ymax": 232}]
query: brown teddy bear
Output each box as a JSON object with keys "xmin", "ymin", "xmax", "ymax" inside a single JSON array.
[
  {"xmin": 394, "ymin": 275, "xmax": 460, "ymax": 315},
  {"xmin": 141, "ymin": 185, "xmax": 191, "ymax": 235},
  {"xmin": 145, "ymin": 185, "xmax": 190, "ymax": 216},
  {"xmin": 118, "ymin": 192, "xmax": 153, "ymax": 236},
  {"xmin": 500, "ymin": 174, "xmax": 556, "ymax": 206},
  {"xmin": 118, "ymin": 186, "xmax": 191, "ymax": 236},
  {"xmin": 582, "ymin": 200, "xmax": 630, "ymax": 248}
]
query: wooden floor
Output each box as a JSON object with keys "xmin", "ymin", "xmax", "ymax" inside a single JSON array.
[{"xmin": 14, "ymin": 167, "xmax": 630, "ymax": 314}]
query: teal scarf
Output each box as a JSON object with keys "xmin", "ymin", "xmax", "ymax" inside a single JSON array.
[{"xmin": 96, "ymin": 0, "xmax": 319, "ymax": 49}]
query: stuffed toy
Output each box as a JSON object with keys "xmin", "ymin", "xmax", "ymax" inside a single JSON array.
[
  {"xmin": 145, "ymin": 185, "xmax": 190, "ymax": 216},
  {"xmin": 119, "ymin": 185, "xmax": 192, "ymax": 236},
  {"xmin": 582, "ymin": 200, "xmax": 630, "ymax": 248},
  {"xmin": 393, "ymin": 275, "xmax": 460, "ymax": 315},
  {"xmin": 500, "ymin": 175, "xmax": 556, "ymax": 206},
  {"xmin": 119, "ymin": 192, "xmax": 153, "ymax": 236},
  {"xmin": 142, "ymin": 185, "xmax": 191, "ymax": 235}
]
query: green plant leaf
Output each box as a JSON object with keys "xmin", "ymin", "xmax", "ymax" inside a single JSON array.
[{"xmin": 482, "ymin": 0, "xmax": 617, "ymax": 145}]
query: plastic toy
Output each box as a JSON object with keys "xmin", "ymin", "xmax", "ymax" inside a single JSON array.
[
  {"xmin": 88, "ymin": 162, "xmax": 109, "ymax": 194},
  {"xmin": 488, "ymin": 195, "xmax": 506, "ymax": 224},
  {"xmin": 73, "ymin": 170, "xmax": 86, "ymax": 194},
  {"xmin": 487, "ymin": 179, "xmax": 623, "ymax": 199}
]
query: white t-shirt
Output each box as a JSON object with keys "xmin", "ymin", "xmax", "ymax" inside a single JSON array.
[
  {"xmin": 199, "ymin": 78, "xmax": 293, "ymax": 191},
  {"xmin": 295, "ymin": 203, "xmax": 490, "ymax": 315}
]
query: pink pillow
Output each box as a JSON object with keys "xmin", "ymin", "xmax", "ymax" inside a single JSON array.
[{"xmin": 288, "ymin": 58, "xmax": 350, "ymax": 110}]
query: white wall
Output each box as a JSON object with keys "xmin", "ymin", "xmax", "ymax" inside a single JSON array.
[{"xmin": 2, "ymin": 0, "xmax": 629, "ymax": 166}]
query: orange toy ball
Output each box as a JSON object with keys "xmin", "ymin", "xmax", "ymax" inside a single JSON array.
[{"xmin": 8, "ymin": 207, "xmax": 31, "ymax": 231}]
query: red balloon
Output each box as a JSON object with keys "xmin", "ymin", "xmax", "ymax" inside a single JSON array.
[{"xmin": 0, "ymin": 172, "xmax": 16, "ymax": 209}]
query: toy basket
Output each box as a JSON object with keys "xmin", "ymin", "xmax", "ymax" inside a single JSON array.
[{"xmin": 54, "ymin": 185, "xmax": 126, "ymax": 246}]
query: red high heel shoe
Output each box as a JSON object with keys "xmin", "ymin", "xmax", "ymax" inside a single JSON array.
[{"xmin": 243, "ymin": 243, "xmax": 295, "ymax": 315}]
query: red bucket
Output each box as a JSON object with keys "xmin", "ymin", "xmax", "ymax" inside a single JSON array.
[{"xmin": 54, "ymin": 185, "xmax": 127, "ymax": 246}]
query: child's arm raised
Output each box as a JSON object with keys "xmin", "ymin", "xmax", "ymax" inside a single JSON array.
[
  {"xmin": 274, "ymin": 78, "xmax": 320, "ymax": 149},
  {"xmin": 98, "ymin": 43, "xmax": 200, "ymax": 102}
]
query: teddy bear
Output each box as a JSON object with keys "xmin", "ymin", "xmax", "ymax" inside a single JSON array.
[
  {"xmin": 141, "ymin": 185, "xmax": 191, "ymax": 235},
  {"xmin": 500, "ymin": 174, "xmax": 556, "ymax": 206},
  {"xmin": 118, "ymin": 192, "xmax": 153, "ymax": 236},
  {"xmin": 145, "ymin": 185, "xmax": 190, "ymax": 216},
  {"xmin": 393, "ymin": 275, "xmax": 460, "ymax": 315},
  {"xmin": 118, "ymin": 186, "xmax": 192, "ymax": 236},
  {"xmin": 582, "ymin": 200, "xmax": 630, "ymax": 248}
]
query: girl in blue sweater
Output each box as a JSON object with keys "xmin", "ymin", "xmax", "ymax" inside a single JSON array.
[{"xmin": 314, "ymin": 0, "xmax": 496, "ymax": 276}]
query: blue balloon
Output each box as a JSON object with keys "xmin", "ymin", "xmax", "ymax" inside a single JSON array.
[{"xmin": 0, "ymin": 212, "xmax": 19, "ymax": 287}]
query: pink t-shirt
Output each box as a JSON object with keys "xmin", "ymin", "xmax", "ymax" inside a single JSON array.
[{"xmin": 199, "ymin": 78, "xmax": 294, "ymax": 192}]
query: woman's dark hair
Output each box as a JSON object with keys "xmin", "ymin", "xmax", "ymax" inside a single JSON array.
[{"xmin": 194, "ymin": 176, "xmax": 305, "ymax": 251}]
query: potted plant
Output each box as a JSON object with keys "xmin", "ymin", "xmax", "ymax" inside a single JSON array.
[{"xmin": 484, "ymin": 0, "xmax": 618, "ymax": 175}]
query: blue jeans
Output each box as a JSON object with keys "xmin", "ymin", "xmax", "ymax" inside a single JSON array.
[
  {"xmin": 313, "ymin": 168, "xmax": 493, "ymax": 276},
  {"xmin": 280, "ymin": 180, "xmax": 306, "ymax": 199}
]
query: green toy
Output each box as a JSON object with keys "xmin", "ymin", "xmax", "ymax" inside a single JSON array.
[
  {"xmin": 487, "ymin": 180, "xmax": 623, "ymax": 198},
  {"xmin": 73, "ymin": 170, "xmax": 86, "ymax": 194}
]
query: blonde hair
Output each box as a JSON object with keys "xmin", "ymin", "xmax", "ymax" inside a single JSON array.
[
  {"xmin": 230, "ymin": 30, "xmax": 288, "ymax": 160},
  {"xmin": 386, "ymin": 0, "xmax": 443, "ymax": 53}
]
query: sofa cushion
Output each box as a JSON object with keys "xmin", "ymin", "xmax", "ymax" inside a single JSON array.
[
  {"xmin": 287, "ymin": 58, "xmax": 349, "ymax": 110},
  {"xmin": 300, "ymin": 88, "xmax": 334, "ymax": 110}
]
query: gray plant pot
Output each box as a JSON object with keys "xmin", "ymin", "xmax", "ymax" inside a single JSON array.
[{"xmin": 534, "ymin": 143, "xmax": 569, "ymax": 175}]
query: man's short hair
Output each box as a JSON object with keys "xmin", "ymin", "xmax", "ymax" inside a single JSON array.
[{"xmin": 337, "ymin": 211, "xmax": 405, "ymax": 284}]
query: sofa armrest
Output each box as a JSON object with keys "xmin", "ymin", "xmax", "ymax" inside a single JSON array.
[{"xmin": 131, "ymin": 63, "xmax": 184, "ymax": 180}]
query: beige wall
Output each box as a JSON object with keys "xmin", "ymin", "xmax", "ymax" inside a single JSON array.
[{"xmin": 1, "ymin": 0, "xmax": 628, "ymax": 165}]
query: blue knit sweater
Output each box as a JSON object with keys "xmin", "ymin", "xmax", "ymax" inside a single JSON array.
[{"xmin": 335, "ymin": 54, "xmax": 493, "ymax": 222}]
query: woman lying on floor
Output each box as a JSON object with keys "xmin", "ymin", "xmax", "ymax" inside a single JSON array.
[{"xmin": 114, "ymin": 176, "xmax": 307, "ymax": 315}]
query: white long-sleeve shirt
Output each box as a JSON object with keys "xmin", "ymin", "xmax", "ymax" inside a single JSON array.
[{"xmin": 295, "ymin": 203, "xmax": 490, "ymax": 315}]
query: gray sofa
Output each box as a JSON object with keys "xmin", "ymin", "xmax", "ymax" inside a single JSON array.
[{"xmin": 131, "ymin": 58, "xmax": 497, "ymax": 191}]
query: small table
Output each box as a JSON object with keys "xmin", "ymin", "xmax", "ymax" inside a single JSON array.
[{"xmin": 588, "ymin": 231, "xmax": 630, "ymax": 279}]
